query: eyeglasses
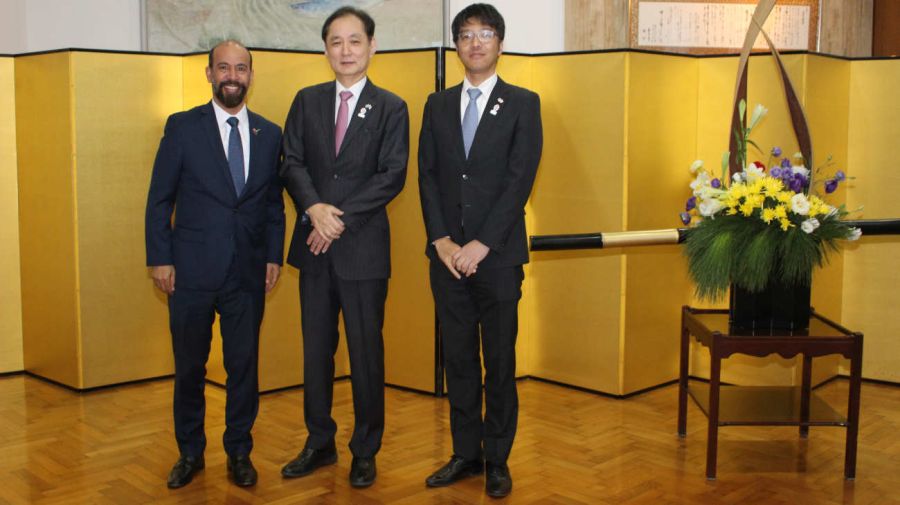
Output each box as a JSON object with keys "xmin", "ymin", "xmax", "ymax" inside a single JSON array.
[{"xmin": 457, "ymin": 29, "xmax": 496, "ymax": 44}]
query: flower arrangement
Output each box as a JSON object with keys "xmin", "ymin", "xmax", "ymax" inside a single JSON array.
[{"xmin": 680, "ymin": 100, "xmax": 860, "ymax": 300}]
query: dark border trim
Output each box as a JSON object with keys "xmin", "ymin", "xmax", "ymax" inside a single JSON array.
[
  {"xmin": 0, "ymin": 370, "xmax": 25, "ymax": 378},
  {"xmin": 6, "ymin": 46, "xmax": 898, "ymax": 61},
  {"xmin": 18, "ymin": 370, "xmax": 174, "ymax": 393}
]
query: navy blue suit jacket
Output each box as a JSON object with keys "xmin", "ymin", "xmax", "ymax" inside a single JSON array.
[{"xmin": 145, "ymin": 102, "xmax": 285, "ymax": 292}]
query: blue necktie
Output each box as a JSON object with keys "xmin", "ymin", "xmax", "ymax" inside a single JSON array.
[
  {"xmin": 462, "ymin": 88, "xmax": 482, "ymax": 158},
  {"xmin": 226, "ymin": 116, "xmax": 245, "ymax": 196}
]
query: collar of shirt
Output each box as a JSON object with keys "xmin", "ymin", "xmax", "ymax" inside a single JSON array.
[
  {"xmin": 211, "ymin": 99, "xmax": 251, "ymax": 180},
  {"xmin": 335, "ymin": 76, "xmax": 368, "ymax": 124},
  {"xmin": 460, "ymin": 73, "xmax": 498, "ymax": 124}
]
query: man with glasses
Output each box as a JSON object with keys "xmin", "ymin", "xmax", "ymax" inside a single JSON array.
[{"xmin": 418, "ymin": 3, "xmax": 542, "ymax": 499}]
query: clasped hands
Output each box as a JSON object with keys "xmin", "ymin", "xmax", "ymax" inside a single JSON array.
[
  {"xmin": 433, "ymin": 237, "xmax": 490, "ymax": 279},
  {"xmin": 306, "ymin": 202, "xmax": 344, "ymax": 255}
]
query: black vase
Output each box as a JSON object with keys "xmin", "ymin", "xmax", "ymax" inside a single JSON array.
[{"xmin": 729, "ymin": 280, "xmax": 811, "ymax": 332}]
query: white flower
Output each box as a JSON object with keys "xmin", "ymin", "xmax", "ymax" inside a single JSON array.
[
  {"xmin": 791, "ymin": 165, "xmax": 810, "ymax": 178},
  {"xmin": 800, "ymin": 218, "xmax": 820, "ymax": 234},
  {"xmin": 847, "ymin": 227, "xmax": 862, "ymax": 241},
  {"xmin": 690, "ymin": 172, "xmax": 710, "ymax": 194},
  {"xmin": 732, "ymin": 172, "xmax": 746, "ymax": 184},
  {"xmin": 790, "ymin": 193, "xmax": 810, "ymax": 215},
  {"xmin": 748, "ymin": 104, "xmax": 768, "ymax": 130},
  {"xmin": 745, "ymin": 164, "xmax": 765, "ymax": 182},
  {"xmin": 698, "ymin": 199, "xmax": 724, "ymax": 217},
  {"xmin": 689, "ymin": 160, "xmax": 704, "ymax": 174}
]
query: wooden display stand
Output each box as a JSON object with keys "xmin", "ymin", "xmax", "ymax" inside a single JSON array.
[{"xmin": 677, "ymin": 306, "xmax": 863, "ymax": 480}]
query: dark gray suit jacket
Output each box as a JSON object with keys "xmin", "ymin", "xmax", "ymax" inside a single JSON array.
[
  {"xmin": 418, "ymin": 77, "xmax": 542, "ymax": 268},
  {"xmin": 281, "ymin": 79, "xmax": 409, "ymax": 280}
]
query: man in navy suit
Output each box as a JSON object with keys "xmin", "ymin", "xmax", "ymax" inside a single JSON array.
[
  {"xmin": 418, "ymin": 4, "xmax": 542, "ymax": 498},
  {"xmin": 279, "ymin": 7, "xmax": 408, "ymax": 489},
  {"xmin": 145, "ymin": 40, "xmax": 285, "ymax": 489}
]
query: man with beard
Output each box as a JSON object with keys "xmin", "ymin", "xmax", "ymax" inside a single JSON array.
[
  {"xmin": 279, "ymin": 7, "xmax": 408, "ymax": 489},
  {"xmin": 145, "ymin": 39, "xmax": 285, "ymax": 489},
  {"xmin": 418, "ymin": 3, "xmax": 542, "ymax": 498}
]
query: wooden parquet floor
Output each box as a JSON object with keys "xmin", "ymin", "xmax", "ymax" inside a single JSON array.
[{"xmin": 0, "ymin": 375, "xmax": 898, "ymax": 504}]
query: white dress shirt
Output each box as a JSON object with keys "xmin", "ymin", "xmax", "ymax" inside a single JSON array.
[
  {"xmin": 460, "ymin": 73, "xmax": 498, "ymax": 124},
  {"xmin": 211, "ymin": 99, "xmax": 250, "ymax": 181},
  {"xmin": 334, "ymin": 76, "xmax": 368, "ymax": 125}
]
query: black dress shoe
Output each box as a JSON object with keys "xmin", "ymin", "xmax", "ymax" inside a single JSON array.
[
  {"xmin": 485, "ymin": 463, "xmax": 512, "ymax": 498},
  {"xmin": 349, "ymin": 457, "xmax": 376, "ymax": 488},
  {"xmin": 425, "ymin": 455, "xmax": 484, "ymax": 487},
  {"xmin": 281, "ymin": 443, "xmax": 338, "ymax": 478},
  {"xmin": 167, "ymin": 455, "xmax": 204, "ymax": 489},
  {"xmin": 227, "ymin": 455, "xmax": 258, "ymax": 487}
]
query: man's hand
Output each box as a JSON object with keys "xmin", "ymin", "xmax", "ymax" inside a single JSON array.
[
  {"xmin": 306, "ymin": 228, "xmax": 332, "ymax": 255},
  {"xmin": 433, "ymin": 237, "xmax": 462, "ymax": 280},
  {"xmin": 151, "ymin": 265, "xmax": 176, "ymax": 294},
  {"xmin": 452, "ymin": 240, "xmax": 490, "ymax": 277},
  {"xmin": 265, "ymin": 263, "xmax": 281, "ymax": 293},
  {"xmin": 306, "ymin": 203, "xmax": 345, "ymax": 241}
]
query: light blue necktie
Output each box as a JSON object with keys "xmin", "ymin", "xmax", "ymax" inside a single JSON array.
[
  {"xmin": 226, "ymin": 116, "xmax": 245, "ymax": 196},
  {"xmin": 462, "ymin": 88, "xmax": 482, "ymax": 158}
]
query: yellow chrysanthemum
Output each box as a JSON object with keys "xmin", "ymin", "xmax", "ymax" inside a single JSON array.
[
  {"xmin": 761, "ymin": 207, "xmax": 777, "ymax": 223},
  {"xmin": 779, "ymin": 218, "xmax": 793, "ymax": 231},
  {"xmin": 726, "ymin": 207, "xmax": 738, "ymax": 216},
  {"xmin": 774, "ymin": 205, "xmax": 788, "ymax": 219},
  {"xmin": 760, "ymin": 177, "xmax": 784, "ymax": 194},
  {"xmin": 740, "ymin": 202, "xmax": 755, "ymax": 216},
  {"xmin": 729, "ymin": 184, "xmax": 748, "ymax": 200},
  {"xmin": 776, "ymin": 191, "xmax": 793, "ymax": 204}
]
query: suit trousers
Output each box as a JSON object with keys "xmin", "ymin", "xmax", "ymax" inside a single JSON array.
[
  {"xmin": 430, "ymin": 262, "xmax": 524, "ymax": 465},
  {"xmin": 168, "ymin": 259, "xmax": 264, "ymax": 458},
  {"xmin": 300, "ymin": 259, "xmax": 387, "ymax": 458}
]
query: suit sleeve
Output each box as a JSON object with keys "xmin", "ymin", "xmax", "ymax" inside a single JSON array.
[
  {"xmin": 266, "ymin": 128, "xmax": 286, "ymax": 265},
  {"xmin": 145, "ymin": 115, "xmax": 182, "ymax": 266},
  {"xmin": 280, "ymin": 90, "xmax": 322, "ymax": 212},
  {"xmin": 417, "ymin": 96, "xmax": 450, "ymax": 243},
  {"xmin": 336, "ymin": 99, "xmax": 410, "ymax": 232},
  {"xmin": 475, "ymin": 92, "xmax": 543, "ymax": 251}
]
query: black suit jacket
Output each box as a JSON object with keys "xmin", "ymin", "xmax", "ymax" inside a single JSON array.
[
  {"xmin": 418, "ymin": 77, "xmax": 542, "ymax": 268},
  {"xmin": 145, "ymin": 102, "xmax": 285, "ymax": 292},
  {"xmin": 280, "ymin": 79, "xmax": 409, "ymax": 281}
]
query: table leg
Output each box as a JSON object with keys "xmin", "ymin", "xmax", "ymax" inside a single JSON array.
[
  {"xmin": 706, "ymin": 343, "xmax": 721, "ymax": 480},
  {"xmin": 678, "ymin": 307, "xmax": 689, "ymax": 437},
  {"xmin": 800, "ymin": 354, "xmax": 812, "ymax": 438},
  {"xmin": 845, "ymin": 335, "xmax": 863, "ymax": 480}
]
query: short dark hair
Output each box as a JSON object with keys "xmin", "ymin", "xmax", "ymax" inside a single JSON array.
[
  {"xmin": 208, "ymin": 39, "xmax": 253, "ymax": 69},
  {"xmin": 451, "ymin": 3, "xmax": 505, "ymax": 43},
  {"xmin": 321, "ymin": 7, "xmax": 376, "ymax": 42}
]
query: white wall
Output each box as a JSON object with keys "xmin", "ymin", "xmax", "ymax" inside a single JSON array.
[
  {"xmin": 0, "ymin": 0, "xmax": 141, "ymax": 54},
  {"xmin": 0, "ymin": 0, "xmax": 564, "ymax": 55},
  {"xmin": 447, "ymin": 0, "xmax": 565, "ymax": 53}
]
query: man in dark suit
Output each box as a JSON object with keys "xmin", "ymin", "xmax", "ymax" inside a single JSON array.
[
  {"xmin": 418, "ymin": 3, "xmax": 542, "ymax": 499},
  {"xmin": 145, "ymin": 40, "xmax": 285, "ymax": 489},
  {"xmin": 278, "ymin": 7, "xmax": 409, "ymax": 489}
]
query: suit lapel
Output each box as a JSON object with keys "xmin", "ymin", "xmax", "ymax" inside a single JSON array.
[
  {"xmin": 320, "ymin": 82, "xmax": 337, "ymax": 160},
  {"xmin": 444, "ymin": 84, "xmax": 467, "ymax": 163},
  {"xmin": 240, "ymin": 110, "xmax": 262, "ymax": 202},
  {"xmin": 337, "ymin": 79, "xmax": 377, "ymax": 158},
  {"xmin": 200, "ymin": 102, "xmax": 238, "ymax": 200}
]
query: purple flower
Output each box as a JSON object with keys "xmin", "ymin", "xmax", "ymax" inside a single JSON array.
[
  {"xmin": 771, "ymin": 147, "xmax": 782, "ymax": 157},
  {"xmin": 710, "ymin": 178, "xmax": 721, "ymax": 189},
  {"xmin": 679, "ymin": 212, "xmax": 692, "ymax": 225},
  {"xmin": 825, "ymin": 179, "xmax": 839, "ymax": 193},
  {"xmin": 771, "ymin": 167, "xmax": 782, "ymax": 178},
  {"xmin": 685, "ymin": 196, "xmax": 697, "ymax": 211},
  {"xmin": 790, "ymin": 177, "xmax": 804, "ymax": 193},
  {"xmin": 781, "ymin": 157, "xmax": 791, "ymax": 168},
  {"xmin": 835, "ymin": 170, "xmax": 846, "ymax": 182}
]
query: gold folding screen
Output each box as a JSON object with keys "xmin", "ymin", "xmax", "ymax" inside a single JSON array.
[
  {"xmin": 0, "ymin": 56, "xmax": 22, "ymax": 374},
  {"xmin": 8, "ymin": 49, "xmax": 900, "ymax": 392}
]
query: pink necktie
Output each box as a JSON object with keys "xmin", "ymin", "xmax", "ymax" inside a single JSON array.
[{"xmin": 335, "ymin": 90, "xmax": 353, "ymax": 155}]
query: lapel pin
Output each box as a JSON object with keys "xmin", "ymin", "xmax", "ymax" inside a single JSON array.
[
  {"xmin": 252, "ymin": 128, "xmax": 261, "ymax": 135},
  {"xmin": 358, "ymin": 107, "xmax": 368, "ymax": 119},
  {"xmin": 497, "ymin": 98, "xmax": 504, "ymax": 103},
  {"xmin": 489, "ymin": 103, "xmax": 501, "ymax": 116}
]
